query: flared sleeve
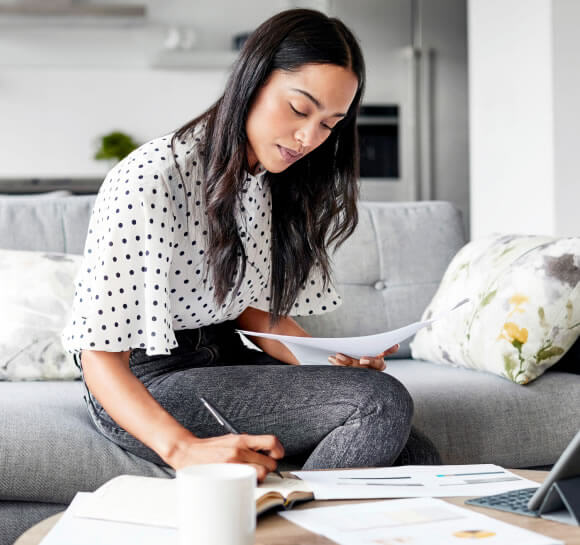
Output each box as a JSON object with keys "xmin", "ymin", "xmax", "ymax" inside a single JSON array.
[{"xmin": 63, "ymin": 175, "xmax": 178, "ymax": 356}]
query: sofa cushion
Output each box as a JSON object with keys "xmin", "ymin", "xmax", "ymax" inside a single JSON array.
[
  {"xmin": 0, "ymin": 190, "xmax": 72, "ymax": 199},
  {"xmin": 0, "ymin": 501, "xmax": 66, "ymax": 545},
  {"xmin": 0, "ymin": 380, "xmax": 309, "ymax": 505},
  {"xmin": 0, "ymin": 249, "xmax": 82, "ymax": 381},
  {"xmin": 0, "ymin": 381, "xmax": 173, "ymax": 504},
  {"xmin": 387, "ymin": 359, "xmax": 580, "ymax": 468},
  {"xmin": 410, "ymin": 234, "xmax": 580, "ymax": 383},
  {"xmin": 0, "ymin": 195, "xmax": 96, "ymax": 254},
  {"xmin": 295, "ymin": 201, "xmax": 466, "ymax": 358}
]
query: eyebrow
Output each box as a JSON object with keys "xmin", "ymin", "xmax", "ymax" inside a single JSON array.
[{"xmin": 290, "ymin": 88, "xmax": 346, "ymax": 118}]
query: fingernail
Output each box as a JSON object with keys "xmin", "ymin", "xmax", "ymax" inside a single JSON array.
[
  {"xmin": 360, "ymin": 358, "xmax": 370, "ymax": 365},
  {"xmin": 328, "ymin": 356, "xmax": 335, "ymax": 363}
]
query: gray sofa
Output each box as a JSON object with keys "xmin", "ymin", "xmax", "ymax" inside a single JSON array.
[{"xmin": 1, "ymin": 195, "xmax": 578, "ymax": 544}]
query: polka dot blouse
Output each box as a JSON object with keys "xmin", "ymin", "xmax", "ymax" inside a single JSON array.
[{"xmin": 61, "ymin": 124, "xmax": 343, "ymax": 357}]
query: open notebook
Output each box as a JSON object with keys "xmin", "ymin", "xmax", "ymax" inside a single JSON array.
[{"xmin": 71, "ymin": 474, "xmax": 313, "ymax": 528}]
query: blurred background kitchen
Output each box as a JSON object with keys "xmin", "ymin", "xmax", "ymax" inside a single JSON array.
[{"xmin": 0, "ymin": 0, "xmax": 578, "ymax": 240}]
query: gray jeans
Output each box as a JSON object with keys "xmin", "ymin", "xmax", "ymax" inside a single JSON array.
[{"xmin": 77, "ymin": 321, "xmax": 441, "ymax": 470}]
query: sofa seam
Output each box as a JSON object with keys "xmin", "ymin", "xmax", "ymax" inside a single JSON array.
[
  {"xmin": 60, "ymin": 201, "xmax": 68, "ymax": 253},
  {"xmin": 340, "ymin": 280, "xmax": 440, "ymax": 288},
  {"xmin": 368, "ymin": 207, "xmax": 385, "ymax": 282}
]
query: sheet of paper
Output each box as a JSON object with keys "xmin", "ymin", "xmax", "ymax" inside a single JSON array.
[
  {"xmin": 291, "ymin": 464, "xmax": 540, "ymax": 499},
  {"xmin": 237, "ymin": 298, "xmax": 469, "ymax": 365},
  {"xmin": 279, "ymin": 497, "xmax": 563, "ymax": 545},
  {"xmin": 41, "ymin": 493, "xmax": 177, "ymax": 545},
  {"xmin": 71, "ymin": 475, "xmax": 178, "ymax": 528}
]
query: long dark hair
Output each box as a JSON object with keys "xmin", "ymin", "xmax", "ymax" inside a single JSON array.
[{"xmin": 171, "ymin": 8, "xmax": 365, "ymax": 326}]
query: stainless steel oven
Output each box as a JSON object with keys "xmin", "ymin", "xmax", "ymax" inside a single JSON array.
[
  {"xmin": 356, "ymin": 103, "xmax": 414, "ymax": 201},
  {"xmin": 357, "ymin": 104, "xmax": 399, "ymax": 180}
]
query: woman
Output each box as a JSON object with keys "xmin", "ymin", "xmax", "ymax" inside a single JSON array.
[{"xmin": 62, "ymin": 9, "xmax": 440, "ymax": 481}]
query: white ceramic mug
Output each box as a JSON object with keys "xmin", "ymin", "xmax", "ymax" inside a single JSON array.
[{"xmin": 176, "ymin": 463, "xmax": 257, "ymax": 545}]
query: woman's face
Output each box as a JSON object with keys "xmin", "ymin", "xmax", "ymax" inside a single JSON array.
[{"xmin": 245, "ymin": 63, "xmax": 359, "ymax": 174}]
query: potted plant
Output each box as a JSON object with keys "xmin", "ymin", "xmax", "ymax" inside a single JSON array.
[{"xmin": 94, "ymin": 131, "xmax": 139, "ymax": 166}]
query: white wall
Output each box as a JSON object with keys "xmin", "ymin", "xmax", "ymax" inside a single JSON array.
[
  {"xmin": 468, "ymin": 0, "xmax": 554, "ymax": 238},
  {"xmin": 0, "ymin": 0, "xmax": 286, "ymax": 178},
  {"xmin": 0, "ymin": 0, "xmax": 402, "ymax": 179},
  {"xmin": 468, "ymin": 0, "xmax": 580, "ymax": 238},
  {"xmin": 552, "ymin": 0, "xmax": 580, "ymax": 237},
  {"xmin": 0, "ymin": 69, "xmax": 227, "ymax": 178}
]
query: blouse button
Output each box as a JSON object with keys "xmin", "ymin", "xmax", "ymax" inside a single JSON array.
[{"xmin": 374, "ymin": 280, "xmax": 387, "ymax": 291}]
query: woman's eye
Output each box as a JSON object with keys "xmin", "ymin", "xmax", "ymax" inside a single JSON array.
[
  {"xmin": 289, "ymin": 103, "xmax": 307, "ymax": 117},
  {"xmin": 290, "ymin": 103, "xmax": 333, "ymax": 130}
]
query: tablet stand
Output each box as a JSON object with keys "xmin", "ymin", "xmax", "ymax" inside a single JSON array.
[{"xmin": 538, "ymin": 476, "xmax": 580, "ymax": 526}]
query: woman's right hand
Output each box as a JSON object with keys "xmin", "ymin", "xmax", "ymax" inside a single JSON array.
[{"xmin": 164, "ymin": 433, "xmax": 285, "ymax": 482}]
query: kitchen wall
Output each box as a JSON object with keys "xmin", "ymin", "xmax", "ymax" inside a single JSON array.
[
  {"xmin": 468, "ymin": 0, "xmax": 580, "ymax": 238},
  {"xmin": 0, "ymin": 0, "xmax": 292, "ymax": 179},
  {"xmin": 0, "ymin": 0, "xmax": 405, "ymax": 179},
  {"xmin": 553, "ymin": 0, "xmax": 580, "ymax": 237},
  {"xmin": 0, "ymin": 0, "xmax": 469, "ymax": 234}
]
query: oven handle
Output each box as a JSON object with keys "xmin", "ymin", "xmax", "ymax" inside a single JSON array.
[
  {"xmin": 356, "ymin": 117, "xmax": 398, "ymax": 126},
  {"xmin": 420, "ymin": 46, "xmax": 434, "ymax": 201}
]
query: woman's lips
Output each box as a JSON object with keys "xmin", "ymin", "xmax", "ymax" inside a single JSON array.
[{"xmin": 277, "ymin": 144, "xmax": 303, "ymax": 164}]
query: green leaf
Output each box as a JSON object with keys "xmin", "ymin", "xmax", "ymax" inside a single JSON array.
[
  {"xmin": 480, "ymin": 289, "xmax": 497, "ymax": 307},
  {"xmin": 499, "ymin": 245, "xmax": 515, "ymax": 257},
  {"xmin": 536, "ymin": 345, "xmax": 565, "ymax": 363},
  {"xmin": 95, "ymin": 131, "xmax": 139, "ymax": 162},
  {"xmin": 503, "ymin": 354, "xmax": 517, "ymax": 381},
  {"xmin": 537, "ymin": 307, "xmax": 548, "ymax": 328}
]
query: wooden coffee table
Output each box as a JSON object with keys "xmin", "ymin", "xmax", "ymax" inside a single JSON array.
[{"xmin": 15, "ymin": 470, "xmax": 580, "ymax": 545}]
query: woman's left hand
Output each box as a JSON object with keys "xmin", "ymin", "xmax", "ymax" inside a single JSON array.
[{"xmin": 328, "ymin": 344, "xmax": 400, "ymax": 371}]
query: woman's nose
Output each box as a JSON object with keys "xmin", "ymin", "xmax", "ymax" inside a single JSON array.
[{"xmin": 295, "ymin": 123, "xmax": 324, "ymax": 151}]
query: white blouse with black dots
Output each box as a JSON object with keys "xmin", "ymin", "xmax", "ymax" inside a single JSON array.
[{"xmin": 61, "ymin": 124, "xmax": 343, "ymax": 357}]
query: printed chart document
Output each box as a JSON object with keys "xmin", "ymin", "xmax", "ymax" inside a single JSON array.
[
  {"xmin": 237, "ymin": 298, "xmax": 469, "ymax": 365},
  {"xmin": 279, "ymin": 497, "xmax": 563, "ymax": 545},
  {"xmin": 291, "ymin": 464, "xmax": 540, "ymax": 500}
]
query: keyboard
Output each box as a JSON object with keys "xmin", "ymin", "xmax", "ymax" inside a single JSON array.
[{"xmin": 465, "ymin": 487, "xmax": 540, "ymax": 517}]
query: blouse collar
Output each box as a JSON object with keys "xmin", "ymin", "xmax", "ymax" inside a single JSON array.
[{"xmin": 245, "ymin": 163, "xmax": 267, "ymax": 191}]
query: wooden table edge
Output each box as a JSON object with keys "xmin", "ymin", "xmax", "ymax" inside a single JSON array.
[{"xmin": 14, "ymin": 469, "xmax": 580, "ymax": 545}]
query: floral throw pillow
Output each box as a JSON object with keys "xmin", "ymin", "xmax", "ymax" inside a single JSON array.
[
  {"xmin": 410, "ymin": 234, "xmax": 580, "ymax": 384},
  {"xmin": 0, "ymin": 249, "xmax": 82, "ymax": 380}
]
